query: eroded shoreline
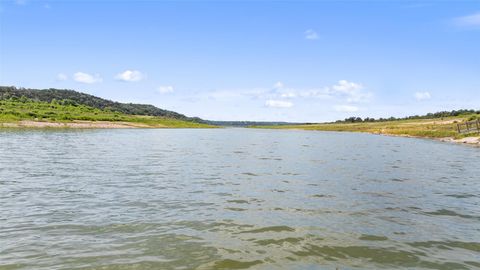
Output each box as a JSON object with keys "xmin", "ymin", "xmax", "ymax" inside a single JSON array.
[
  {"xmin": 378, "ymin": 132, "xmax": 480, "ymax": 146},
  {"xmin": 1, "ymin": 120, "xmax": 169, "ymax": 129}
]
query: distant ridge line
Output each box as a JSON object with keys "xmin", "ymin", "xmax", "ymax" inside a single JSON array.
[
  {"xmin": 0, "ymin": 86, "xmax": 200, "ymax": 122},
  {"xmin": 0, "ymin": 86, "xmax": 304, "ymax": 127}
]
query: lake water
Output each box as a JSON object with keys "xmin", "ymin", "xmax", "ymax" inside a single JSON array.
[{"xmin": 1, "ymin": 128, "xmax": 479, "ymax": 270}]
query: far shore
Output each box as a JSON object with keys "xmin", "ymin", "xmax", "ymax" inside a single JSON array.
[
  {"xmin": 376, "ymin": 132, "xmax": 480, "ymax": 146},
  {"xmin": 251, "ymin": 117, "xmax": 480, "ymax": 147},
  {"xmin": 267, "ymin": 126, "xmax": 480, "ymax": 146},
  {"xmin": 1, "ymin": 120, "xmax": 187, "ymax": 129},
  {"xmin": 1, "ymin": 119, "xmax": 478, "ymax": 146}
]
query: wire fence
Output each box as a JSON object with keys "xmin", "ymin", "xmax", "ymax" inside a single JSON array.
[{"xmin": 457, "ymin": 119, "xmax": 480, "ymax": 134}]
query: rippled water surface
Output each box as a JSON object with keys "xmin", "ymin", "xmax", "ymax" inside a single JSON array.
[{"xmin": 1, "ymin": 128, "xmax": 479, "ymax": 270}]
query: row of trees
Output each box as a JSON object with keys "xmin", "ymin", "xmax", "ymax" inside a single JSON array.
[
  {"xmin": 6, "ymin": 95, "xmax": 81, "ymax": 106},
  {"xmin": 338, "ymin": 109, "xmax": 480, "ymax": 123}
]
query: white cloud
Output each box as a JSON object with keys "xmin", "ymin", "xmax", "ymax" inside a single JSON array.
[
  {"xmin": 115, "ymin": 70, "xmax": 144, "ymax": 82},
  {"xmin": 73, "ymin": 72, "xmax": 102, "ymax": 84},
  {"xmin": 454, "ymin": 12, "xmax": 480, "ymax": 28},
  {"xmin": 332, "ymin": 80, "xmax": 363, "ymax": 93},
  {"xmin": 280, "ymin": 92, "xmax": 296, "ymax": 98},
  {"xmin": 273, "ymin": 81, "xmax": 284, "ymax": 89},
  {"xmin": 414, "ymin": 91, "xmax": 431, "ymax": 101},
  {"xmin": 304, "ymin": 29, "xmax": 319, "ymax": 40},
  {"xmin": 56, "ymin": 73, "xmax": 67, "ymax": 81},
  {"xmin": 157, "ymin": 85, "xmax": 174, "ymax": 94},
  {"xmin": 271, "ymin": 82, "xmax": 297, "ymax": 98},
  {"xmin": 334, "ymin": 105, "xmax": 359, "ymax": 113},
  {"xmin": 297, "ymin": 87, "xmax": 331, "ymax": 99},
  {"xmin": 249, "ymin": 80, "xmax": 372, "ymax": 104},
  {"xmin": 330, "ymin": 80, "xmax": 372, "ymax": 103},
  {"xmin": 287, "ymin": 80, "xmax": 370, "ymax": 102},
  {"xmin": 198, "ymin": 80, "xmax": 370, "ymax": 113},
  {"xmin": 265, "ymin": 99, "xmax": 293, "ymax": 108}
]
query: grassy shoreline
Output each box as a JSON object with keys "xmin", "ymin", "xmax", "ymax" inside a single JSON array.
[
  {"xmin": 252, "ymin": 116, "xmax": 480, "ymax": 145},
  {"xmin": 0, "ymin": 99, "xmax": 215, "ymax": 129},
  {"xmin": 0, "ymin": 119, "xmax": 214, "ymax": 129}
]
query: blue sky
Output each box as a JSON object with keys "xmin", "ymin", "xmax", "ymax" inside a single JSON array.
[{"xmin": 0, "ymin": 0, "xmax": 479, "ymax": 122}]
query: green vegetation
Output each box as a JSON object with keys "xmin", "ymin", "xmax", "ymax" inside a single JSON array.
[
  {"xmin": 0, "ymin": 98, "xmax": 213, "ymax": 128},
  {"xmin": 336, "ymin": 109, "xmax": 480, "ymax": 123},
  {"xmin": 0, "ymin": 86, "xmax": 308, "ymax": 127},
  {"xmin": 2, "ymin": 86, "xmax": 478, "ymax": 135},
  {"xmin": 0, "ymin": 86, "xmax": 202, "ymax": 122},
  {"xmin": 253, "ymin": 114, "xmax": 480, "ymax": 139}
]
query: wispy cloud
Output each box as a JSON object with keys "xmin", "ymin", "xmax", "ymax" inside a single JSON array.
[
  {"xmin": 330, "ymin": 80, "xmax": 372, "ymax": 103},
  {"xmin": 265, "ymin": 99, "xmax": 293, "ymax": 108},
  {"xmin": 304, "ymin": 29, "xmax": 319, "ymax": 40},
  {"xmin": 280, "ymin": 92, "xmax": 296, "ymax": 98},
  {"xmin": 414, "ymin": 91, "xmax": 431, "ymax": 101},
  {"xmin": 73, "ymin": 72, "xmax": 102, "ymax": 84},
  {"xmin": 56, "ymin": 73, "xmax": 67, "ymax": 81},
  {"xmin": 115, "ymin": 70, "xmax": 144, "ymax": 82},
  {"xmin": 195, "ymin": 80, "xmax": 370, "ymax": 111},
  {"xmin": 272, "ymin": 81, "xmax": 296, "ymax": 98},
  {"xmin": 453, "ymin": 12, "xmax": 480, "ymax": 28},
  {"xmin": 271, "ymin": 80, "xmax": 372, "ymax": 103},
  {"xmin": 334, "ymin": 105, "xmax": 359, "ymax": 113},
  {"xmin": 273, "ymin": 81, "xmax": 284, "ymax": 89},
  {"xmin": 331, "ymin": 80, "xmax": 362, "ymax": 93},
  {"xmin": 157, "ymin": 85, "xmax": 174, "ymax": 94}
]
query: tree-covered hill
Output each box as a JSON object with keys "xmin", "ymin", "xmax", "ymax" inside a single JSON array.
[
  {"xmin": 0, "ymin": 98, "xmax": 213, "ymax": 128},
  {"xmin": 0, "ymin": 86, "xmax": 198, "ymax": 121}
]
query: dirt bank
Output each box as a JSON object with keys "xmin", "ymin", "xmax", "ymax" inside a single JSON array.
[{"xmin": 0, "ymin": 120, "xmax": 163, "ymax": 129}]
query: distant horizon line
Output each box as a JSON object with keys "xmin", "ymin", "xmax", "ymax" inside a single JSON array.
[{"xmin": 2, "ymin": 85, "xmax": 478, "ymax": 124}]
